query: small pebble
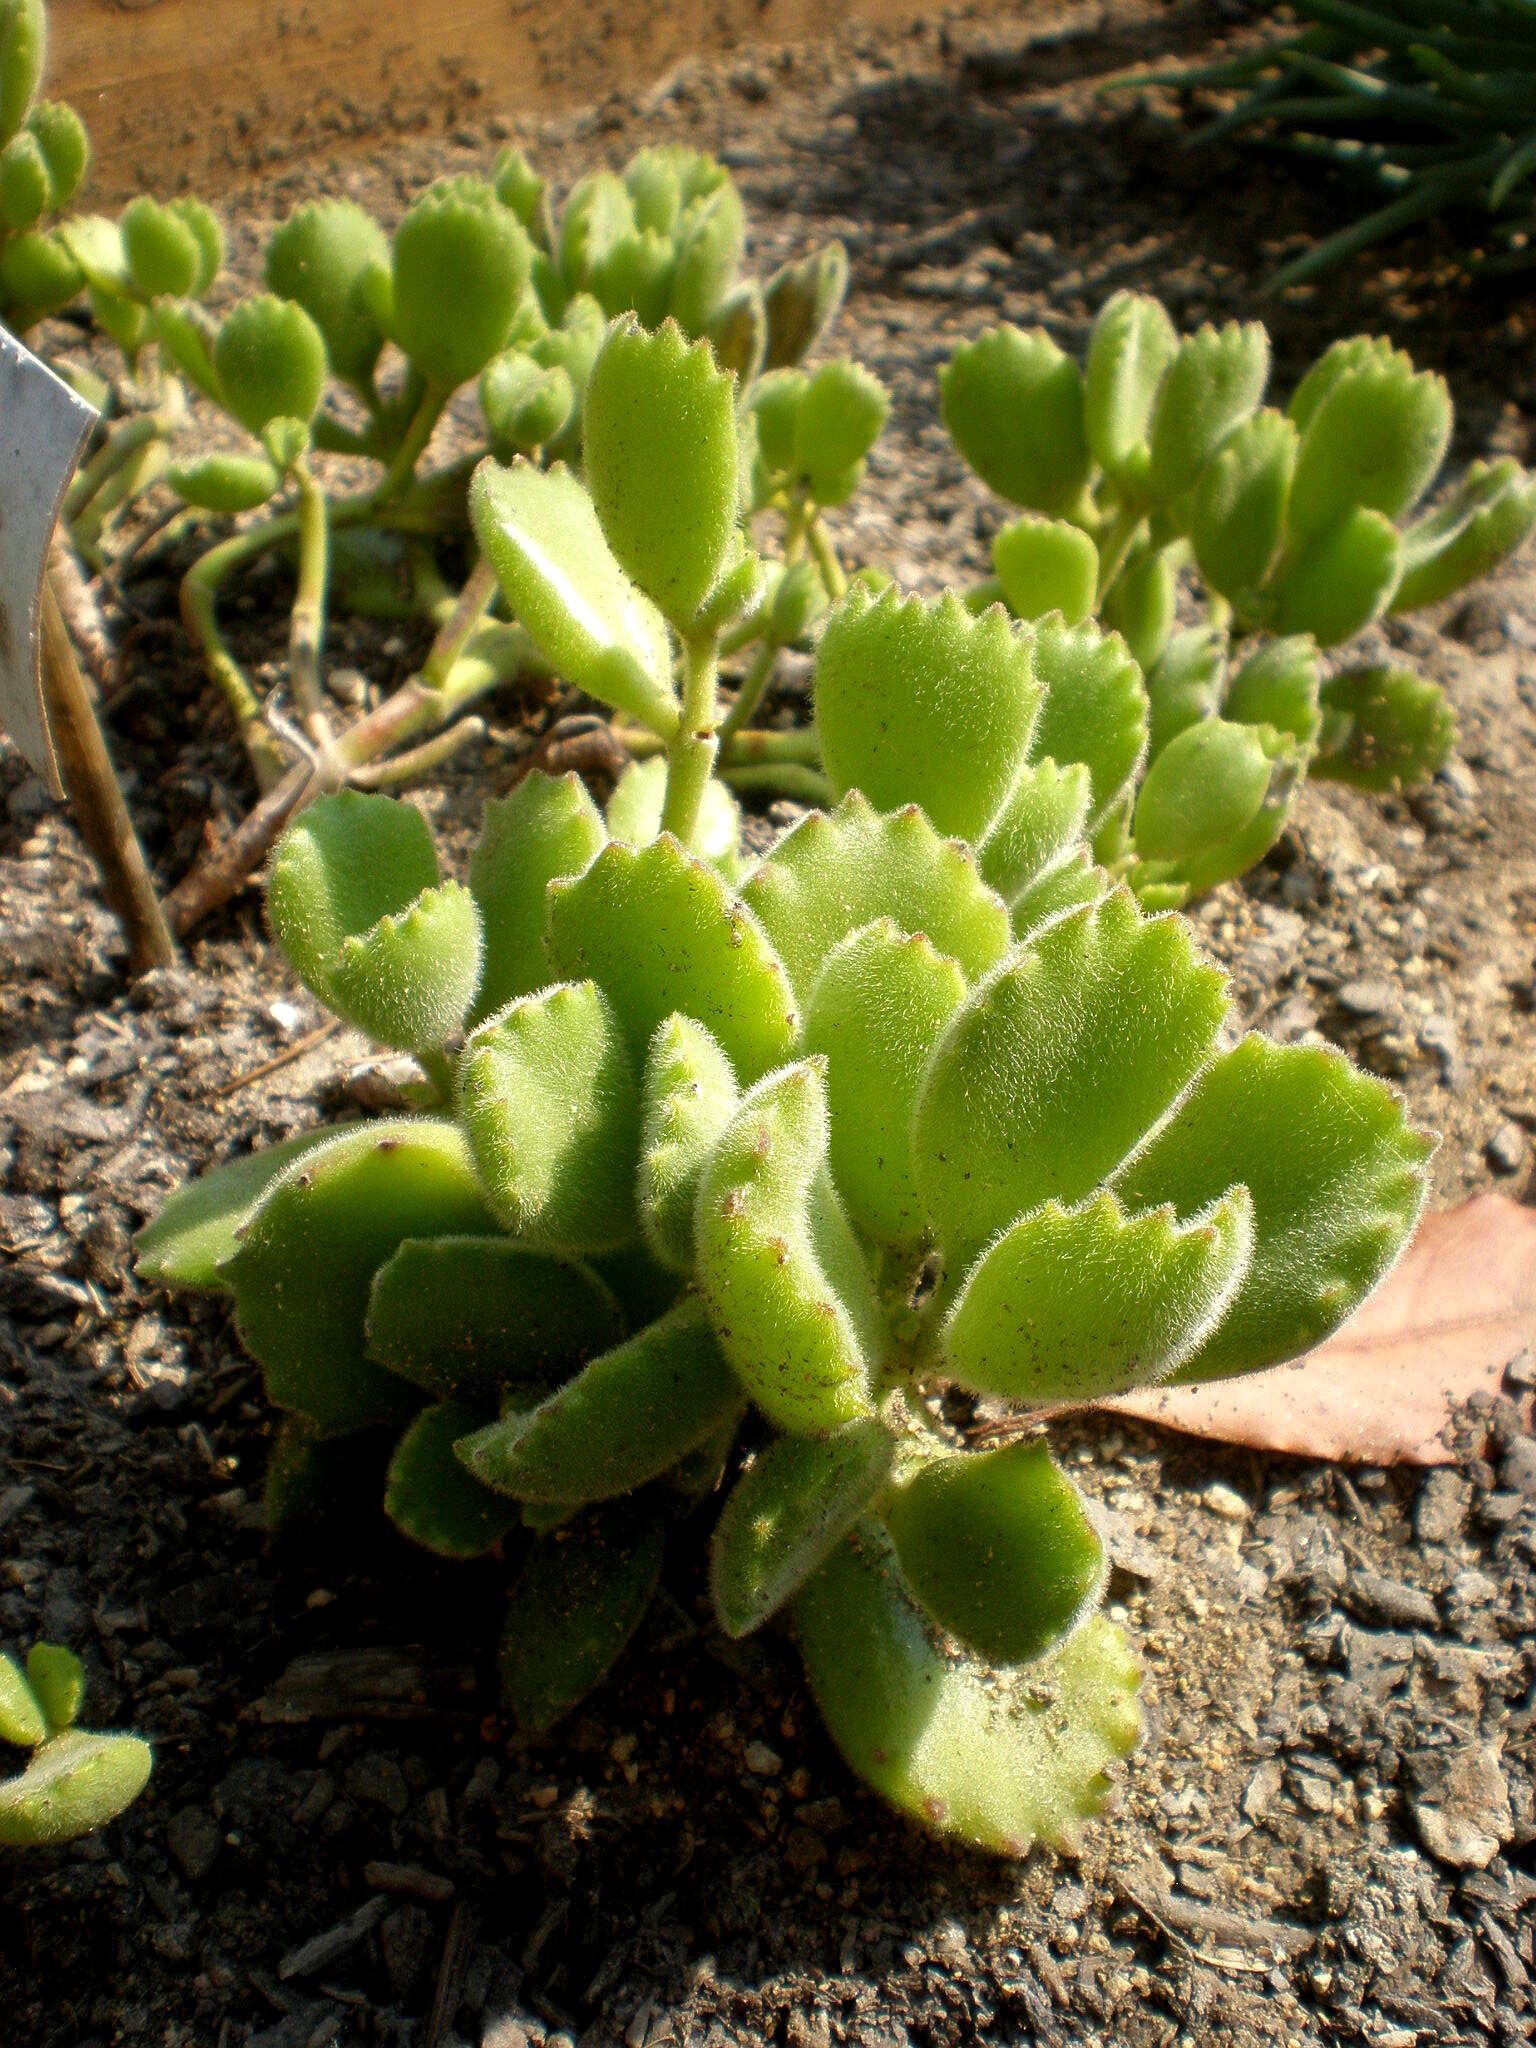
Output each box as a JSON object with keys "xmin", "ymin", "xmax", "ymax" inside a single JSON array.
[
  {"xmin": 745, "ymin": 1740, "xmax": 783, "ymax": 1777},
  {"xmin": 1501, "ymin": 1438, "xmax": 1536, "ymax": 1499},
  {"xmin": 1410, "ymin": 1743, "xmax": 1512, "ymax": 1870},
  {"xmin": 1202, "ymin": 1481, "xmax": 1250, "ymax": 1523},
  {"xmin": 166, "ymin": 1806, "xmax": 220, "ymax": 1881},
  {"xmin": 1486, "ymin": 1122, "xmax": 1528, "ymax": 1175},
  {"xmin": 1335, "ymin": 978, "xmax": 1397, "ymax": 1020}
]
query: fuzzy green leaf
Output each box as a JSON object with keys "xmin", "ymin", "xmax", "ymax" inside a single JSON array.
[
  {"xmin": 762, "ymin": 241, "xmax": 848, "ymax": 369},
  {"xmin": 385, "ymin": 1402, "xmax": 521, "ymax": 1558},
  {"xmin": 470, "ymin": 457, "xmax": 679, "ymax": 738},
  {"xmin": 1190, "ymin": 408, "xmax": 1296, "ymax": 600},
  {"xmin": 802, "ymin": 920, "xmax": 967, "ymax": 1248},
  {"xmin": 29, "ymin": 101, "xmax": 87, "ymax": 212},
  {"xmin": 0, "ymin": 1654, "xmax": 46, "ymax": 1747},
  {"xmin": 1083, "ymin": 290, "xmax": 1177, "ymax": 487},
  {"xmin": 457, "ymin": 980, "xmax": 642, "ymax": 1254},
  {"xmin": 1287, "ymin": 335, "xmax": 1390, "ymax": 438},
  {"xmin": 460, "ymin": 1295, "xmax": 740, "ymax": 1503},
  {"xmin": 501, "ymin": 1505, "xmax": 664, "ymax": 1733},
  {"xmin": 24, "ymin": 1645, "xmax": 83, "ymax": 1734},
  {"xmin": 1099, "ymin": 546, "xmax": 1176, "ymax": 672},
  {"xmin": 366, "ymin": 1234, "xmax": 625, "ymax": 1409},
  {"xmin": 1144, "ymin": 625, "xmax": 1227, "ymax": 757},
  {"xmin": 913, "ymin": 889, "xmax": 1227, "ymax": 1267},
  {"xmin": 1270, "ymin": 506, "xmax": 1401, "ymax": 647},
  {"xmin": 992, "ymin": 515, "xmax": 1099, "ymax": 626},
  {"xmin": 977, "ymin": 757, "xmax": 1092, "ymax": 908},
  {"xmin": 480, "ymin": 352, "xmax": 574, "ymax": 453},
  {"xmin": 1286, "ymin": 354, "xmax": 1449, "ymax": 550},
  {"xmin": 885, "ymin": 1441, "xmax": 1107, "ymax": 1666},
  {"xmin": 794, "ymin": 359, "xmax": 889, "ymax": 485},
  {"xmin": 740, "ymin": 790, "xmax": 1011, "ymax": 1003},
  {"xmin": 1133, "ymin": 718, "xmax": 1280, "ymax": 866},
  {"xmin": 1312, "ymin": 665, "xmax": 1455, "ymax": 792},
  {"xmin": 1114, "ymin": 1036, "xmax": 1432, "ymax": 1384},
  {"xmin": 267, "ymin": 790, "xmax": 481, "ymax": 1055},
  {"xmin": 582, "ymin": 317, "xmax": 741, "ymax": 629},
  {"xmin": 1147, "ymin": 319, "xmax": 1269, "ymax": 504},
  {"xmin": 793, "ymin": 1523, "xmax": 1140, "ymax": 1855},
  {"xmin": 943, "ymin": 1187, "xmax": 1253, "ymax": 1402},
  {"xmin": 1221, "ymin": 636, "xmax": 1321, "ymax": 749},
  {"xmin": 121, "ymin": 196, "xmax": 201, "ymax": 298},
  {"xmin": 1027, "ymin": 617, "xmax": 1149, "ymax": 831},
  {"xmin": 695, "ymin": 1061, "xmax": 884, "ymax": 1434},
  {"xmin": 547, "ymin": 836, "xmax": 796, "ymax": 1084},
  {"xmin": 0, "ymin": 0, "xmax": 44, "ymax": 143},
  {"xmin": 0, "ymin": 1730, "xmax": 154, "ymax": 1849},
  {"xmin": 214, "ymin": 294, "xmax": 327, "ymax": 435},
  {"xmin": 638, "ymin": 1014, "xmax": 740, "ymax": 1273},
  {"xmin": 134, "ymin": 1127, "xmax": 337, "ymax": 1293},
  {"xmin": 222, "ymin": 1119, "xmax": 494, "ymax": 1435},
  {"xmin": 814, "ymin": 588, "xmax": 1040, "ymax": 842},
  {"xmin": 392, "ymin": 177, "xmax": 528, "ymax": 389},
  {"xmin": 266, "ymin": 198, "xmax": 388, "ymax": 388},
  {"xmin": 710, "ymin": 1417, "xmax": 895, "ymax": 1638},
  {"xmin": 669, "ymin": 180, "xmax": 744, "ymax": 334},
  {"xmin": 167, "ymin": 450, "xmax": 280, "ymax": 514},
  {"xmin": 940, "ymin": 325, "xmax": 1091, "ymax": 515},
  {"xmin": 1012, "ymin": 846, "xmax": 1109, "ymax": 943},
  {"xmin": 1392, "ymin": 458, "xmax": 1536, "ymax": 613},
  {"xmin": 468, "ymin": 770, "xmax": 606, "ymax": 1024}
]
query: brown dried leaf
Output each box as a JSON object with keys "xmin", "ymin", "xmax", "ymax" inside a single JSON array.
[{"xmin": 1104, "ymin": 1193, "xmax": 1536, "ymax": 1465}]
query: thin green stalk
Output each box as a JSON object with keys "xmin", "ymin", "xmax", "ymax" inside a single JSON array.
[
  {"xmin": 1094, "ymin": 505, "xmax": 1147, "ymax": 603},
  {"xmin": 350, "ymin": 717, "xmax": 487, "ymax": 789},
  {"xmin": 719, "ymin": 726, "xmax": 822, "ymax": 768},
  {"xmin": 421, "ymin": 554, "xmax": 498, "ymax": 690},
  {"xmin": 366, "ymin": 382, "xmax": 448, "ymax": 508},
  {"xmin": 70, "ymin": 440, "xmax": 172, "ymax": 566},
  {"xmin": 808, "ymin": 517, "xmax": 848, "ymax": 601},
  {"xmin": 180, "ymin": 549, "xmax": 288, "ymax": 791},
  {"xmin": 64, "ymin": 413, "xmax": 164, "ymax": 521},
  {"xmin": 716, "ymin": 638, "xmax": 778, "ymax": 744},
  {"xmin": 720, "ymin": 762, "xmax": 834, "ymax": 806},
  {"xmin": 659, "ymin": 632, "xmax": 720, "ymax": 849},
  {"xmin": 289, "ymin": 462, "xmax": 337, "ymax": 763}
]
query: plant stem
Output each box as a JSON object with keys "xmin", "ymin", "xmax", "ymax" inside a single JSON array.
[
  {"xmin": 421, "ymin": 554, "xmax": 498, "ymax": 689},
  {"xmin": 1094, "ymin": 505, "xmax": 1146, "ymax": 603},
  {"xmin": 659, "ymin": 632, "xmax": 720, "ymax": 849},
  {"xmin": 63, "ymin": 412, "xmax": 162, "ymax": 522},
  {"xmin": 40, "ymin": 575, "xmax": 177, "ymax": 973},
  {"xmin": 349, "ymin": 717, "xmax": 487, "ymax": 789},
  {"xmin": 288, "ymin": 462, "xmax": 339, "ymax": 768},
  {"xmin": 71, "ymin": 438, "xmax": 172, "ymax": 556},
  {"xmin": 366, "ymin": 381, "xmax": 448, "ymax": 507},
  {"xmin": 720, "ymin": 726, "xmax": 822, "ymax": 767},
  {"xmin": 161, "ymin": 624, "xmax": 538, "ymax": 935},
  {"xmin": 716, "ymin": 637, "xmax": 778, "ymax": 744},
  {"xmin": 719, "ymin": 762, "xmax": 834, "ymax": 806},
  {"xmin": 808, "ymin": 517, "xmax": 848, "ymax": 600}
]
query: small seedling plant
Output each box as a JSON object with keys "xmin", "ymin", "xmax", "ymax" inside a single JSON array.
[
  {"xmin": 139, "ymin": 323, "xmax": 1433, "ymax": 1854},
  {"xmin": 936, "ymin": 292, "xmax": 1536, "ymax": 907},
  {"xmin": 54, "ymin": 132, "xmax": 862, "ymax": 813},
  {"xmin": 0, "ymin": 1643, "xmax": 151, "ymax": 1848}
]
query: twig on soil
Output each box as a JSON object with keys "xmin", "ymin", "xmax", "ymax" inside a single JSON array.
[
  {"xmin": 422, "ymin": 1900, "xmax": 477, "ymax": 2048},
  {"xmin": 1115, "ymin": 1868, "xmax": 1315, "ymax": 1968},
  {"xmin": 214, "ymin": 1019, "xmax": 339, "ymax": 1097},
  {"xmin": 278, "ymin": 1896, "xmax": 388, "ymax": 1982}
]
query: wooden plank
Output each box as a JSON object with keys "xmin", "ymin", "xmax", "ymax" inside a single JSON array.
[{"xmin": 48, "ymin": 0, "xmax": 990, "ymax": 203}]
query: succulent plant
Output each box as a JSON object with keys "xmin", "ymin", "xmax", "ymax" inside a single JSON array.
[
  {"xmin": 0, "ymin": 0, "xmax": 93, "ymax": 335},
  {"xmin": 140, "ymin": 321, "xmax": 1431, "ymax": 1854},
  {"xmin": 936, "ymin": 295, "xmax": 1536, "ymax": 906},
  {"xmin": 0, "ymin": 1643, "xmax": 151, "ymax": 1848}
]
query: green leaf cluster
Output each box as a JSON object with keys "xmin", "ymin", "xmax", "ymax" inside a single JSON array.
[
  {"xmin": 0, "ymin": 0, "xmax": 94, "ymax": 332},
  {"xmin": 140, "ymin": 476, "xmax": 1432, "ymax": 1848},
  {"xmin": 0, "ymin": 1641, "xmax": 152, "ymax": 1848},
  {"xmin": 939, "ymin": 297, "xmax": 1536, "ymax": 903}
]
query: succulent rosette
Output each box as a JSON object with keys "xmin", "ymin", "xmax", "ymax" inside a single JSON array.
[{"xmin": 141, "ymin": 320, "xmax": 1431, "ymax": 1855}]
